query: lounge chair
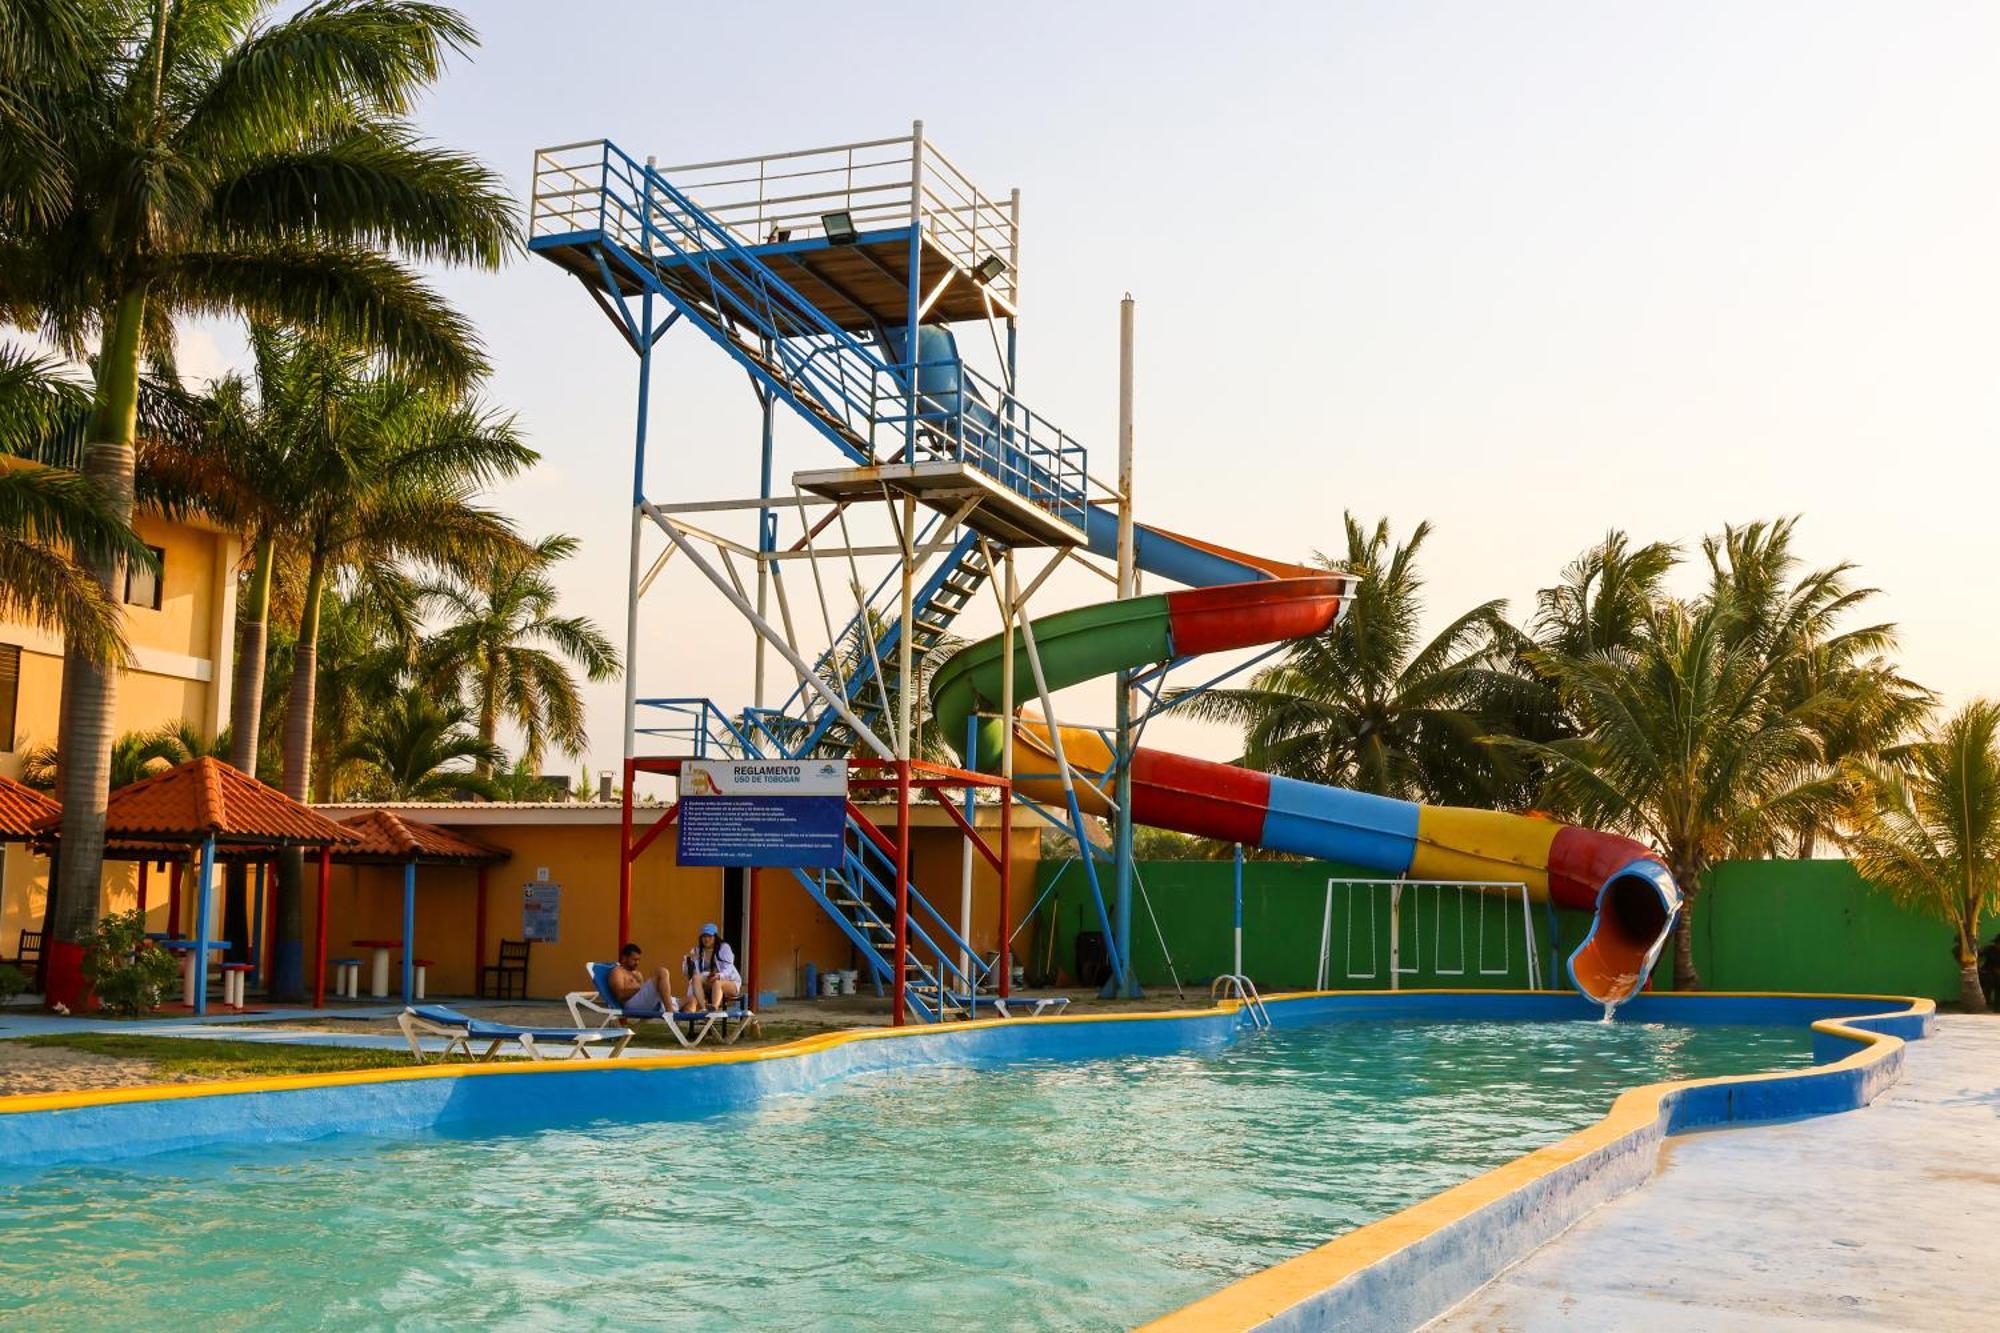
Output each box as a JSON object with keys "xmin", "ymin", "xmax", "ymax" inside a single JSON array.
[
  {"xmin": 986, "ymin": 994, "xmax": 1071, "ymax": 1018},
  {"xmin": 398, "ymin": 1004, "xmax": 632, "ymax": 1063},
  {"xmin": 567, "ymin": 963, "xmax": 762, "ymax": 1049}
]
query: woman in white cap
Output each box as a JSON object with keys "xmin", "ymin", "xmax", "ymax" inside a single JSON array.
[{"xmin": 682, "ymin": 922, "xmax": 741, "ymax": 1012}]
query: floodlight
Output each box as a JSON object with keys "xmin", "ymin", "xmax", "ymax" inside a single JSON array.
[
  {"xmin": 820, "ymin": 210, "xmax": 858, "ymax": 244},
  {"xmin": 972, "ymin": 254, "xmax": 1008, "ymax": 284}
]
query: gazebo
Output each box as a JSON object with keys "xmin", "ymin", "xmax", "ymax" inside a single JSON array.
[
  {"xmin": 31, "ymin": 758, "xmax": 357, "ymax": 1014},
  {"xmin": 0, "ymin": 775, "xmax": 60, "ymax": 967},
  {"xmin": 332, "ymin": 810, "xmax": 510, "ymax": 1004}
]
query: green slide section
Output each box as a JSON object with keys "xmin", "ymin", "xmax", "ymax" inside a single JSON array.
[{"xmin": 929, "ymin": 594, "xmax": 1170, "ymax": 768}]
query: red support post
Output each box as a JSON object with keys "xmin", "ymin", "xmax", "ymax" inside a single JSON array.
[
  {"xmin": 313, "ymin": 844, "xmax": 330, "ymax": 1009},
  {"xmin": 167, "ymin": 860, "xmax": 184, "ymax": 938},
  {"xmin": 999, "ymin": 785, "xmax": 1013, "ymax": 999},
  {"xmin": 892, "ymin": 760, "xmax": 912, "ymax": 1026},
  {"xmin": 473, "ymin": 864, "xmax": 488, "ymax": 990},
  {"xmin": 617, "ymin": 756, "xmax": 636, "ymax": 951}
]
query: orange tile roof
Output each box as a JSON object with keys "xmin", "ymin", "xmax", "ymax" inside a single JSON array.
[
  {"xmin": 0, "ymin": 775, "xmax": 60, "ymax": 842},
  {"xmin": 333, "ymin": 810, "xmax": 510, "ymax": 864},
  {"xmin": 30, "ymin": 757, "xmax": 358, "ymax": 846}
]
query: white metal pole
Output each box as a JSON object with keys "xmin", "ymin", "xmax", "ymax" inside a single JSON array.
[
  {"xmin": 1111, "ymin": 296, "xmax": 1139, "ymax": 998},
  {"xmin": 1389, "ymin": 881, "xmax": 1402, "ymax": 991},
  {"xmin": 1523, "ymin": 886, "xmax": 1539, "ymax": 989},
  {"xmin": 1318, "ymin": 883, "xmax": 1334, "ymax": 991},
  {"xmin": 1117, "ymin": 295, "xmax": 1136, "ymax": 598}
]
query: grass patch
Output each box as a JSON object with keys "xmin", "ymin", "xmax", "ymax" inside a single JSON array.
[{"xmin": 16, "ymin": 1033, "xmax": 447, "ymax": 1080}]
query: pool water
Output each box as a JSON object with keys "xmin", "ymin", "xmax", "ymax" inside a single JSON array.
[{"xmin": 0, "ymin": 1019, "xmax": 1811, "ymax": 1330}]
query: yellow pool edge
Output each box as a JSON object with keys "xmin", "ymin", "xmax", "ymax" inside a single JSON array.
[{"xmin": 0, "ymin": 998, "xmax": 1241, "ymax": 1116}]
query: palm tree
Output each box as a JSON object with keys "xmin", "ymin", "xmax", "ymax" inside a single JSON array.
[
  {"xmin": 1172, "ymin": 514, "xmax": 1541, "ymax": 806},
  {"xmin": 337, "ymin": 687, "xmax": 500, "ymax": 801},
  {"xmin": 485, "ymin": 753, "xmax": 567, "ymax": 802},
  {"xmin": 0, "ymin": 348, "xmax": 153, "ymax": 664},
  {"xmin": 17, "ymin": 719, "xmax": 225, "ymax": 791},
  {"xmin": 1702, "ymin": 518, "xmax": 1931, "ymax": 853},
  {"xmin": 1500, "ymin": 593, "xmax": 1844, "ymax": 989},
  {"xmin": 1848, "ymin": 702, "xmax": 2000, "ymax": 1013},
  {"xmin": 419, "ymin": 534, "xmax": 619, "ymax": 779},
  {"xmin": 1531, "ymin": 530, "xmax": 1679, "ymax": 662},
  {"xmin": 260, "ymin": 351, "xmax": 528, "ymax": 995},
  {"xmin": 4, "ymin": 1, "xmax": 513, "ymax": 973}
]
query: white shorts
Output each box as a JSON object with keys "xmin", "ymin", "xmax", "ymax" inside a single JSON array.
[{"xmin": 622, "ymin": 979, "xmax": 670, "ymax": 1017}]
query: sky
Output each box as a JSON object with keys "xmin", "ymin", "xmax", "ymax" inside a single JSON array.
[{"xmin": 162, "ymin": 1, "xmax": 2000, "ymax": 791}]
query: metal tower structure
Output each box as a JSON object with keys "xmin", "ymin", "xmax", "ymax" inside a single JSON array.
[{"xmin": 526, "ymin": 123, "xmax": 1149, "ymax": 1022}]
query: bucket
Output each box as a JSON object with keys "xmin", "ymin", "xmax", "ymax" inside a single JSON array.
[
  {"xmin": 839, "ymin": 969, "xmax": 859, "ymax": 996},
  {"xmin": 820, "ymin": 972, "xmax": 841, "ymax": 998}
]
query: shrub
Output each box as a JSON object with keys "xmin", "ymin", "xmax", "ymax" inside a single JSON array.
[
  {"xmin": 0, "ymin": 962, "xmax": 27, "ymax": 1006},
  {"xmin": 81, "ymin": 909, "xmax": 181, "ymax": 1016}
]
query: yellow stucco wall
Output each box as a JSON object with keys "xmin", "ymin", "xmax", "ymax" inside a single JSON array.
[
  {"xmin": 310, "ymin": 805, "xmax": 1042, "ymax": 1001},
  {"xmin": 0, "ymin": 511, "xmax": 240, "ymax": 952}
]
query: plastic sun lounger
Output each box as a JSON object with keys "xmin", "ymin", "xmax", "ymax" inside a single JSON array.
[
  {"xmin": 398, "ymin": 1005, "xmax": 633, "ymax": 1063},
  {"xmin": 566, "ymin": 964, "xmax": 762, "ymax": 1050},
  {"xmin": 986, "ymin": 995, "xmax": 1071, "ymax": 1019}
]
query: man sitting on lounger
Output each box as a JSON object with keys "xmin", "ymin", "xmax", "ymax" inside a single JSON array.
[
  {"xmin": 683, "ymin": 924, "xmax": 742, "ymax": 1013},
  {"xmin": 607, "ymin": 943, "xmax": 677, "ymax": 1018}
]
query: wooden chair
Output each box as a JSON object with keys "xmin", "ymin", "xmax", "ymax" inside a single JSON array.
[
  {"xmin": 478, "ymin": 939, "xmax": 530, "ymax": 999},
  {"xmin": 4, "ymin": 930, "xmax": 42, "ymax": 969}
]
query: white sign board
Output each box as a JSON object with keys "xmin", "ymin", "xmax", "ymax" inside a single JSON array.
[{"xmin": 680, "ymin": 759, "xmax": 848, "ymax": 798}]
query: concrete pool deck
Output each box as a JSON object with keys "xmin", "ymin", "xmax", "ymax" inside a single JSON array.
[{"xmin": 1430, "ymin": 1014, "xmax": 2000, "ymax": 1331}]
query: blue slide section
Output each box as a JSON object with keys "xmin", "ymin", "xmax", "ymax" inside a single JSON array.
[
  {"xmin": 1081, "ymin": 505, "xmax": 1280, "ymax": 589},
  {"xmin": 1260, "ymin": 776, "xmax": 1422, "ymax": 870}
]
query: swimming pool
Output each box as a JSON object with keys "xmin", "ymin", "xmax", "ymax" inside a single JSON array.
[{"xmin": 0, "ymin": 1018, "xmax": 1814, "ymax": 1330}]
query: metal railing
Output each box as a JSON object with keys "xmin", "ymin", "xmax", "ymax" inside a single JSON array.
[
  {"xmin": 633, "ymin": 697, "xmax": 760, "ymax": 758},
  {"xmin": 644, "ymin": 126, "xmax": 1020, "ymax": 309}
]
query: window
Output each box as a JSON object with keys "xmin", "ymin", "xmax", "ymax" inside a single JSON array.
[
  {"xmin": 123, "ymin": 546, "xmax": 164, "ymax": 610},
  {"xmin": 0, "ymin": 644, "xmax": 18, "ymax": 752}
]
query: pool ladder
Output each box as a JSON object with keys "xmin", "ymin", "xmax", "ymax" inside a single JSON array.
[{"xmin": 1212, "ymin": 974, "xmax": 1271, "ymax": 1030}]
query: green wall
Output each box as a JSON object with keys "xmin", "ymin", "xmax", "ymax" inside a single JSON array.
[{"xmin": 1031, "ymin": 856, "xmax": 1973, "ymax": 1001}]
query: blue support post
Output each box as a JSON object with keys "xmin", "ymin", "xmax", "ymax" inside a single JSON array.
[
  {"xmin": 1109, "ymin": 666, "xmax": 1138, "ymax": 998},
  {"xmin": 1233, "ymin": 842, "xmax": 1245, "ymax": 977},
  {"xmin": 192, "ymin": 835, "xmax": 217, "ymax": 1016},
  {"xmin": 401, "ymin": 860, "xmax": 417, "ymax": 1004}
]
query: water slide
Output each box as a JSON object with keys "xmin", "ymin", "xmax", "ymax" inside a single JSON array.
[{"xmin": 928, "ymin": 508, "xmax": 1681, "ymax": 1008}]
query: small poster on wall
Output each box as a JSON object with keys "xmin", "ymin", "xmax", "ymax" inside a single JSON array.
[{"xmin": 523, "ymin": 882, "xmax": 561, "ymax": 942}]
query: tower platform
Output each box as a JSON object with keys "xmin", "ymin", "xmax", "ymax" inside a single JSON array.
[
  {"xmin": 535, "ymin": 229, "xmax": 1009, "ymax": 334},
  {"xmin": 794, "ymin": 460, "xmax": 1084, "ymax": 548}
]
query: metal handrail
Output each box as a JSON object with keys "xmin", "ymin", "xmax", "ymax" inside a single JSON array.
[{"xmin": 1211, "ymin": 974, "xmax": 1271, "ymax": 1030}]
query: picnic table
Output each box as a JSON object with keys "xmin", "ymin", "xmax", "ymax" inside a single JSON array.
[
  {"xmin": 352, "ymin": 939, "xmax": 403, "ymax": 999},
  {"xmin": 161, "ymin": 939, "xmax": 231, "ymax": 1008}
]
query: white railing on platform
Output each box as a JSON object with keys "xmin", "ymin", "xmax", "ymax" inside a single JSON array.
[{"xmin": 533, "ymin": 126, "xmax": 1020, "ymax": 310}]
